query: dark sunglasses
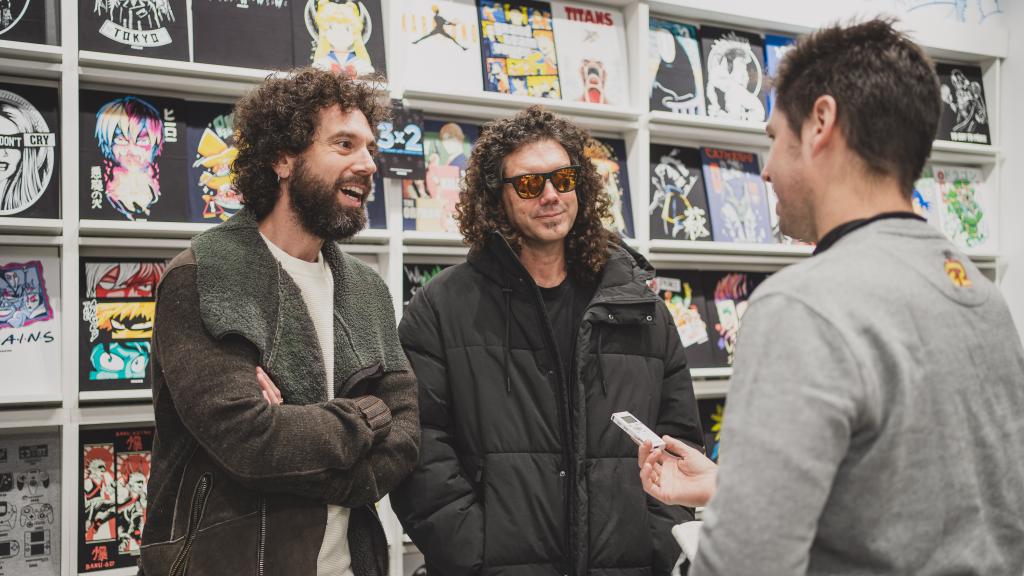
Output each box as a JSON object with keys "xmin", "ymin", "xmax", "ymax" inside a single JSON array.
[{"xmin": 501, "ymin": 165, "xmax": 580, "ymax": 199}]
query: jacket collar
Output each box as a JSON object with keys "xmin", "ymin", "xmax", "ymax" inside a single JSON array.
[
  {"xmin": 190, "ymin": 207, "xmax": 407, "ymax": 405},
  {"xmin": 468, "ymin": 231, "xmax": 658, "ymax": 309}
]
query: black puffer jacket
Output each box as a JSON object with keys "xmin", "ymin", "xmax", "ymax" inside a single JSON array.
[{"xmin": 392, "ymin": 234, "xmax": 703, "ymax": 576}]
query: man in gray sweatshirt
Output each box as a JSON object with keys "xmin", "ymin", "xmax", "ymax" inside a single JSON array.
[{"xmin": 638, "ymin": 18, "xmax": 1024, "ymax": 576}]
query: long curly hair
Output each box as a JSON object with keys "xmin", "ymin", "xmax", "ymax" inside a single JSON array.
[
  {"xmin": 455, "ymin": 106, "xmax": 617, "ymax": 282},
  {"xmin": 232, "ymin": 68, "xmax": 390, "ymax": 219}
]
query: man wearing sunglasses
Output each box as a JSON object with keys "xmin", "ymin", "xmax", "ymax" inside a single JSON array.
[{"xmin": 392, "ymin": 106, "xmax": 704, "ymax": 575}]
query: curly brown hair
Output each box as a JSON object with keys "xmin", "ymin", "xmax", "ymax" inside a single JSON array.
[
  {"xmin": 232, "ymin": 68, "xmax": 390, "ymax": 218},
  {"xmin": 455, "ymin": 106, "xmax": 617, "ymax": 282}
]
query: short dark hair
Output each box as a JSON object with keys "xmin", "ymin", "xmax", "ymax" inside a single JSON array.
[
  {"xmin": 774, "ymin": 18, "xmax": 941, "ymax": 194},
  {"xmin": 455, "ymin": 106, "xmax": 617, "ymax": 282},
  {"xmin": 232, "ymin": 68, "xmax": 390, "ymax": 218}
]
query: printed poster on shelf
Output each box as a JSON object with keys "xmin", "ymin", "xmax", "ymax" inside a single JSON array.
[
  {"xmin": 293, "ymin": 0, "xmax": 388, "ymax": 78},
  {"xmin": 0, "ymin": 82, "xmax": 59, "ymax": 220},
  {"xmin": 648, "ymin": 272, "xmax": 716, "ymax": 369},
  {"xmin": 584, "ymin": 137, "xmax": 633, "ymax": 238},
  {"xmin": 403, "ymin": 262, "xmax": 452, "ymax": 309},
  {"xmin": 78, "ymin": 0, "xmax": 190, "ymax": 61},
  {"xmin": 0, "ymin": 0, "xmax": 59, "ymax": 45},
  {"xmin": 764, "ymin": 34, "xmax": 795, "ymax": 116},
  {"xmin": 400, "ymin": 0, "xmax": 483, "ymax": 94},
  {"xmin": 648, "ymin": 144, "xmax": 711, "ymax": 242},
  {"xmin": 698, "ymin": 397, "xmax": 725, "ymax": 463},
  {"xmin": 78, "ymin": 258, "xmax": 167, "ymax": 400},
  {"xmin": 703, "ymin": 271, "xmax": 765, "ymax": 367},
  {"xmin": 700, "ymin": 25, "xmax": 766, "ymax": 122},
  {"xmin": 185, "ymin": 101, "xmax": 241, "ymax": 224},
  {"xmin": 0, "ymin": 428, "xmax": 62, "ymax": 576},
  {"xmin": 478, "ymin": 0, "xmax": 561, "ymax": 98},
  {"xmin": 364, "ymin": 171, "xmax": 387, "ymax": 229},
  {"xmin": 192, "ymin": 0, "xmax": 296, "ymax": 70},
  {"xmin": 377, "ymin": 102, "xmax": 426, "ymax": 180},
  {"xmin": 402, "ymin": 119, "xmax": 477, "ymax": 233},
  {"xmin": 78, "ymin": 91, "xmax": 189, "ymax": 223},
  {"xmin": 648, "ymin": 18, "xmax": 704, "ymax": 116},
  {"xmin": 701, "ymin": 146, "xmax": 772, "ymax": 244},
  {"xmin": 551, "ymin": 1, "xmax": 628, "ymax": 106},
  {"xmin": 935, "ymin": 63, "xmax": 991, "ymax": 146},
  {"xmin": 78, "ymin": 426, "xmax": 154, "ymax": 573},
  {"xmin": 933, "ymin": 165, "xmax": 995, "ymax": 252},
  {"xmin": 0, "ymin": 247, "xmax": 60, "ymax": 404},
  {"xmin": 912, "ymin": 165, "xmax": 942, "ymax": 229}
]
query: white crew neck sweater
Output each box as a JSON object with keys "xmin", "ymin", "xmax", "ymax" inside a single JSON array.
[{"xmin": 261, "ymin": 233, "xmax": 354, "ymax": 576}]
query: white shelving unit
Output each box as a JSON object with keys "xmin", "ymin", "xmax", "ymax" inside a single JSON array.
[{"xmin": 0, "ymin": 2, "xmax": 1012, "ymax": 575}]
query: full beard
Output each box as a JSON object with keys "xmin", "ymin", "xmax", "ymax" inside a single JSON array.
[{"xmin": 288, "ymin": 157, "xmax": 368, "ymax": 242}]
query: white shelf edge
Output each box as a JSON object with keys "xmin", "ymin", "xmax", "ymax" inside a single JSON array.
[
  {"xmin": 691, "ymin": 367, "xmax": 733, "ymax": 379},
  {"xmin": 649, "ymin": 111, "xmax": 766, "ymax": 134},
  {"xmin": 693, "ymin": 378, "xmax": 730, "ymax": 398},
  {"xmin": 0, "ymin": 39, "xmax": 62, "ymax": 62},
  {"xmin": 78, "ymin": 567, "xmax": 141, "ymax": 576},
  {"xmin": 79, "ymin": 219, "xmax": 214, "ymax": 239},
  {"xmin": 649, "ymin": 239, "xmax": 813, "ymax": 256},
  {"xmin": 77, "ymin": 403, "xmax": 155, "ymax": 427},
  {"xmin": 79, "ymin": 50, "xmax": 275, "ymax": 82},
  {"xmin": 402, "ymin": 231, "xmax": 465, "ymax": 245},
  {"xmin": 0, "ymin": 405, "xmax": 64, "ymax": 429},
  {"xmin": 0, "ymin": 234, "xmax": 63, "ymax": 246},
  {"xmin": 402, "ymin": 89, "xmax": 642, "ymax": 131},
  {"xmin": 0, "ymin": 217, "xmax": 63, "ymax": 235},
  {"xmin": 79, "ymin": 389, "xmax": 152, "ymax": 402}
]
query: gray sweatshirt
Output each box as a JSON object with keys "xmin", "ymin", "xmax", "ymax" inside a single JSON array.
[{"xmin": 692, "ymin": 218, "xmax": 1024, "ymax": 576}]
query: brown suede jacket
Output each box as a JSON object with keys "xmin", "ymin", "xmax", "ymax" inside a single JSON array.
[{"xmin": 140, "ymin": 209, "xmax": 419, "ymax": 576}]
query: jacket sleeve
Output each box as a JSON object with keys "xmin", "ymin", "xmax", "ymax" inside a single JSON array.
[
  {"xmin": 390, "ymin": 286, "xmax": 484, "ymax": 576},
  {"xmin": 650, "ymin": 300, "xmax": 705, "ymax": 574},
  {"xmin": 154, "ymin": 263, "xmax": 408, "ymax": 503},
  {"xmin": 324, "ymin": 368, "xmax": 421, "ymax": 508}
]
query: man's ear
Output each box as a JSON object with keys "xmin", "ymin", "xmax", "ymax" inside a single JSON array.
[
  {"xmin": 273, "ymin": 153, "xmax": 295, "ymax": 181},
  {"xmin": 807, "ymin": 95, "xmax": 839, "ymax": 157}
]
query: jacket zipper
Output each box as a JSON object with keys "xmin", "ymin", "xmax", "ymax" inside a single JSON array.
[
  {"xmin": 257, "ymin": 494, "xmax": 267, "ymax": 576},
  {"xmin": 168, "ymin": 473, "xmax": 212, "ymax": 576}
]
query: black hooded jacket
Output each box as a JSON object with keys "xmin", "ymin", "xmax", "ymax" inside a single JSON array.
[{"xmin": 392, "ymin": 233, "xmax": 703, "ymax": 575}]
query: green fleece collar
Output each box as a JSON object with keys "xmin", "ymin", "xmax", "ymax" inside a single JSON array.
[{"xmin": 191, "ymin": 208, "xmax": 408, "ymax": 406}]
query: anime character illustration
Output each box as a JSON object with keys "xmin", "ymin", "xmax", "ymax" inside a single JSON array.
[
  {"xmin": 93, "ymin": 302, "xmax": 156, "ymax": 340},
  {"xmin": 713, "ymin": 273, "xmax": 751, "ymax": 365},
  {"xmin": 93, "ymin": 0, "xmax": 177, "ymax": 48},
  {"xmin": 0, "ymin": 260, "xmax": 52, "ymax": 329},
  {"xmin": 663, "ymin": 282, "xmax": 709, "ymax": 348},
  {"xmin": 89, "ymin": 341, "xmax": 151, "ymax": 381},
  {"xmin": 578, "ymin": 59, "xmax": 607, "ymax": 104},
  {"xmin": 936, "ymin": 168, "xmax": 987, "ymax": 248},
  {"xmin": 305, "ymin": 0, "xmax": 376, "ymax": 77},
  {"xmin": 84, "ymin": 261, "xmax": 166, "ymax": 299},
  {"xmin": 193, "ymin": 113, "xmax": 241, "ymax": 222},
  {"xmin": 648, "ymin": 21, "xmax": 703, "ymax": 115},
  {"xmin": 82, "ymin": 444, "xmax": 117, "ymax": 542},
  {"xmin": 116, "ymin": 452, "xmax": 150, "ymax": 554},
  {"xmin": 941, "ymin": 67, "xmax": 988, "ymax": 134},
  {"xmin": 584, "ymin": 138, "xmax": 629, "ymax": 236},
  {"xmin": 412, "ymin": 4, "xmax": 467, "ymax": 50},
  {"xmin": 705, "ymin": 33, "xmax": 765, "ymax": 122},
  {"xmin": 705, "ymin": 155, "xmax": 770, "ymax": 244},
  {"xmin": 94, "ymin": 96, "xmax": 165, "ymax": 220},
  {"xmin": 701, "ymin": 400, "xmax": 724, "ymax": 462},
  {"xmin": 425, "ymin": 122, "xmax": 470, "ymax": 169},
  {"xmin": 0, "ymin": 89, "xmax": 55, "ymax": 216},
  {"xmin": 479, "ymin": 0, "xmax": 559, "ymax": 98},
  {"xmin": 650, "ymin": 151, "xmax": 710, "ymax": 240}
]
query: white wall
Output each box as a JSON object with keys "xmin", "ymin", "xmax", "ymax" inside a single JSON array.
[{"xmin": 1000, "ymin": 3, "xmax": 1024, "ymax": 338}]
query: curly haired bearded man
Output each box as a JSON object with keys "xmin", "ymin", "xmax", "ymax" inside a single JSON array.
[
  {"xmin": 141, "ymin": 68, "xmax": 419, "ymax": 576},
  {"xmin": 392, "ymin": 106, "xmax": 704, "ymax": 575}
]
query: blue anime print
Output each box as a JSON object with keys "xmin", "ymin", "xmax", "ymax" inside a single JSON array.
[
  {"xmin": 0, "ymin": 260, "xmax": 52, "ymax": 329},
  {"xmin": 89, "ymin": 341, "xmax": 151, "ymax": 380}
]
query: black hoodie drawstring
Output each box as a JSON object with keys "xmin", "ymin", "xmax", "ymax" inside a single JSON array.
[
  {"xmin": 502, "ymin": 285, "xmax": 513, "ymax": 393},
  {"xmin": 596, "ymin": 325, "xmax": 607, "ymax": 396}
]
